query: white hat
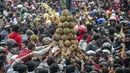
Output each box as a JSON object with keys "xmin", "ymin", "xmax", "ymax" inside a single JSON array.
[
  {"xmin": 111, "ymin": 13, "xmax": 116, "ymax": 17},
  {"xmin": 102, "ymin": 49, "xmax": 111, "ymax": 55},
  {"xmin": 87, "ymin": 50, "xmax": 96, "ymax": 56},
  {"xmin": 17, "ymin": 4, "xmax": 23, "ymax": 8},
  {"xmin": 8, "ymin": 0, "xmax": 12, "ymax": 2}
]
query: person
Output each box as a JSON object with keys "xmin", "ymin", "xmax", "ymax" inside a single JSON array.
[
  {"xmin": 1, "ymin": 0, "xmax": 130, "ymax": 73},
  {"xmin": 17, "ymin": 63, "xmax": 28, "ymax": 73},
  {"xmin": 0, "ymin": 60, "xmax": 5, "ymax": 73},
  {"xmin": 8, "ymin": 25, "xmax": 22, "ymax": 48},
  {"xmin": 86, "ymin": 33, "xmax": 101, "ymax": 51},
  {"xmin": 79, "ymin": 34, "xmax": 88, "ymax": 51},
  {"xmin": 0, "ymin": 0, "xmax": 4, "ymax": 14},
  {"xmin": 113, "ymin": 37, "xmax": 126, "ymax": 58},
  {"xmin": 50, "ymin": 63, "xmax": 60, "ymax": 73},
  {"xmin": 35, "ymin": 68, "xmax": 50, "ymax": 73},
  {"xmin": 6, "ymin": 39, "xmax": 19, "ymax": 63},
  {"xmin": 125, "ymin": 34, "xmax": 130, "ymax": 51},
  {"xmin": 25, "ymin": 60, "xmax": 36, "ymax": 73}
]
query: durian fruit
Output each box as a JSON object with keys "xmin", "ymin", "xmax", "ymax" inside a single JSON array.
[
  {"xmin": 71, "ymin": 40, "xmax": 78, "ymax": 45},
  {"xmin": 62, "ymin": 9, "xmax": 70, "ymax": 16},
  {"xmin": 70, "ymin": 28, "xmax": 76, "ymax": 34},
  {"xmin": 52, "ymin": 34, "xmax": 61, "ymax": 41},
  {"xmin": 63, "ymin": 21, "xmax": 69, "ymax": 28},
  {"xmin": 63, "ymin": 28, "xmax": 70, "ymax": 34},
  {"xmin": 56, "ymin": 28, "xmax": 63, "ymax": 34},
  {"xmin": 67, "ymin": 16, "xmax": 73, "ymax": 22},
  {"xmin": 52, "ymin": 34, "xmax": 56, "ymax": 41},
  {"xmin": 69, "ymin": 22, "xmax": 75, "ymax": 28},
  {"xmin": 58, "ymin": 23, "xmax": 63, "ymax": 28},
  {"xmin": 60, "ymin": 16, "xmax": 66, "ymax": 22},
  {"xmin": 68, "ymin": 33, "xmax": 73, "ymax": 40},
  {"xmin": 61, "ymin": 35, "xmax": 68, "ymax": 41},
  {"xmin": 64, "ymin": 40, "xmax": 71, "ymax": 47}
]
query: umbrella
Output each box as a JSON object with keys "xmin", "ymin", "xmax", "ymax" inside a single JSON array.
[{"xmin": 97, "ymin": 18, "xmax": 106, "ymax": 24}]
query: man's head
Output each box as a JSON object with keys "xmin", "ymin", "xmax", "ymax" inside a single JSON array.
[
  {"xmin": 0, "ymin": 54, "xmax": 6, "ymax": 64},
  {"xmin": 115, "ymin": 67, "xmax": 125, "ymax": 73},
  {"xmin": 65, "ymin": 65, "xmax": 76, "ymax": 73},
  {"xmin": 6, "ymin": 39, "xmax": 19, "ymax": 54},
  {"xmin": 125, "ymin": 34, "xmax": 130, "ymax": 42},
  {"xmin": 17, "ymin": 63, "xmax": 28, "ymax": 73},
  {"xmin": 50, "ymin": 63, "xmax": 59, "ymax": 73},
  {"xmin": 35, "ymin": 68, "xmax": 50, "ymax": 73},
  {"xmin": 27, "ymin": 42, "xmax": 36, "ymax": 51},
  {"xmin": 12, "ymin": 25, "xmax": 20, "ymax": 33},
  {"xmin": 47, "ymin": 57, "xmax": 55, "ymax": 66},
  {"xmin": 92, "ymin": 33, "xmax": 101, "ymax": 41},
  {"xmin": 25, "ymin": 60, "xmax": 36, "ymax": 72}
]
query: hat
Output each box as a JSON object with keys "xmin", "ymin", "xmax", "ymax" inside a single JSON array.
[
  {"xmin": 78, "ymin": 25, "xmax": 87, "ymax": 35},
  {"xmin": 8, "ymin": 0, "xmax": 12, "ymax": 1},
  {"xmin": 90, "ymin": 71, "xmax": 98, "ymax": 73},
  {"xmin": 91, "ymin": 66, "xmax": 97, "ymax": 71},
  {"xmin": 109, "ymin": 16, "xmax": 117, "ymax": 21},
  {"xmin": 30, "ymin": 35, "xmax": 38, "ymax": 42},
  {"xmin": 17, "ymin": 4, "xmax": 23, "ymax": 8},
  {"xmin": 99, "ymin": 61, "xmax": 108, "ymax": 67},
  {"xmin": 97, "ymin": 18, "xmax": 106, "ymax": 24},
  {"xmin": 125, "ymin": 34, "xmax": 130, "ymax": 37},
  {"xmin": 102, "ymin": 42, "xmax": 111, "ymax": 50},
  {"xmin": 89, "ymin": 2, "xmax": 95, "ymax": 5},
  {"xmin": 102, "ymin": 49, "xmax": 111, "ymax": 55},
  {"xmin": 0, "ymin": 46, "xmax": 5, "ymax": 51},
  {"xmin": 111, "ymin": 13, "xmax": 116, "ymax": 17},
  {"xmin": 26, "ymin": 30, "xmax": 34, "ymax": 36},
  {"xmin": 87, "ymin": 50, "xmax": 96, "ymax": 56},
  {"xmin": 5, "ymin": 39, "xmax": 18, "ymax": 51},
  {"xmin": 42, "ymin": 37, "xmax": 52, "ymax": 45}
]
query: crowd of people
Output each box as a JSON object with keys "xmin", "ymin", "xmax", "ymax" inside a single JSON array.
[{"xmin": 0, "ymin": 0, "xmax": 130, "ymax": 73}]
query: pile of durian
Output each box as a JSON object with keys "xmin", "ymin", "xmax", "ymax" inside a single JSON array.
[{"xmin": 52, "ymin": 9, "xmax": 78, "ymax": 48}]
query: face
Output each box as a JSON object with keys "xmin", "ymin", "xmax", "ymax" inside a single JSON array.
[
  {"xmin": 125, "ymin": 36, "xmax": 130, "ymax": 42},
  {"xmin": 32, "ymin": 44, "xmax": 36, "ymax": 51},
  {"xmin": 0, "ymin": 64, "xmax": 5, "ymax": 73},
  {"xmin": 110, "ymin": 20, "xmax": 116, "ymax": 25}
]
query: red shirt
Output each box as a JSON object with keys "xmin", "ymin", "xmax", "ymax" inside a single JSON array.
[
  {"xmin": 10, "ymin": 48, "xmax": 32, "ymax": 64},
  {"xmin": 8, "ymin": 32, "xmax": 22, "ymax": 48},
  {"xmin": 77, "ymin": 35, "xmax": 83, "ymax": 42}
]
